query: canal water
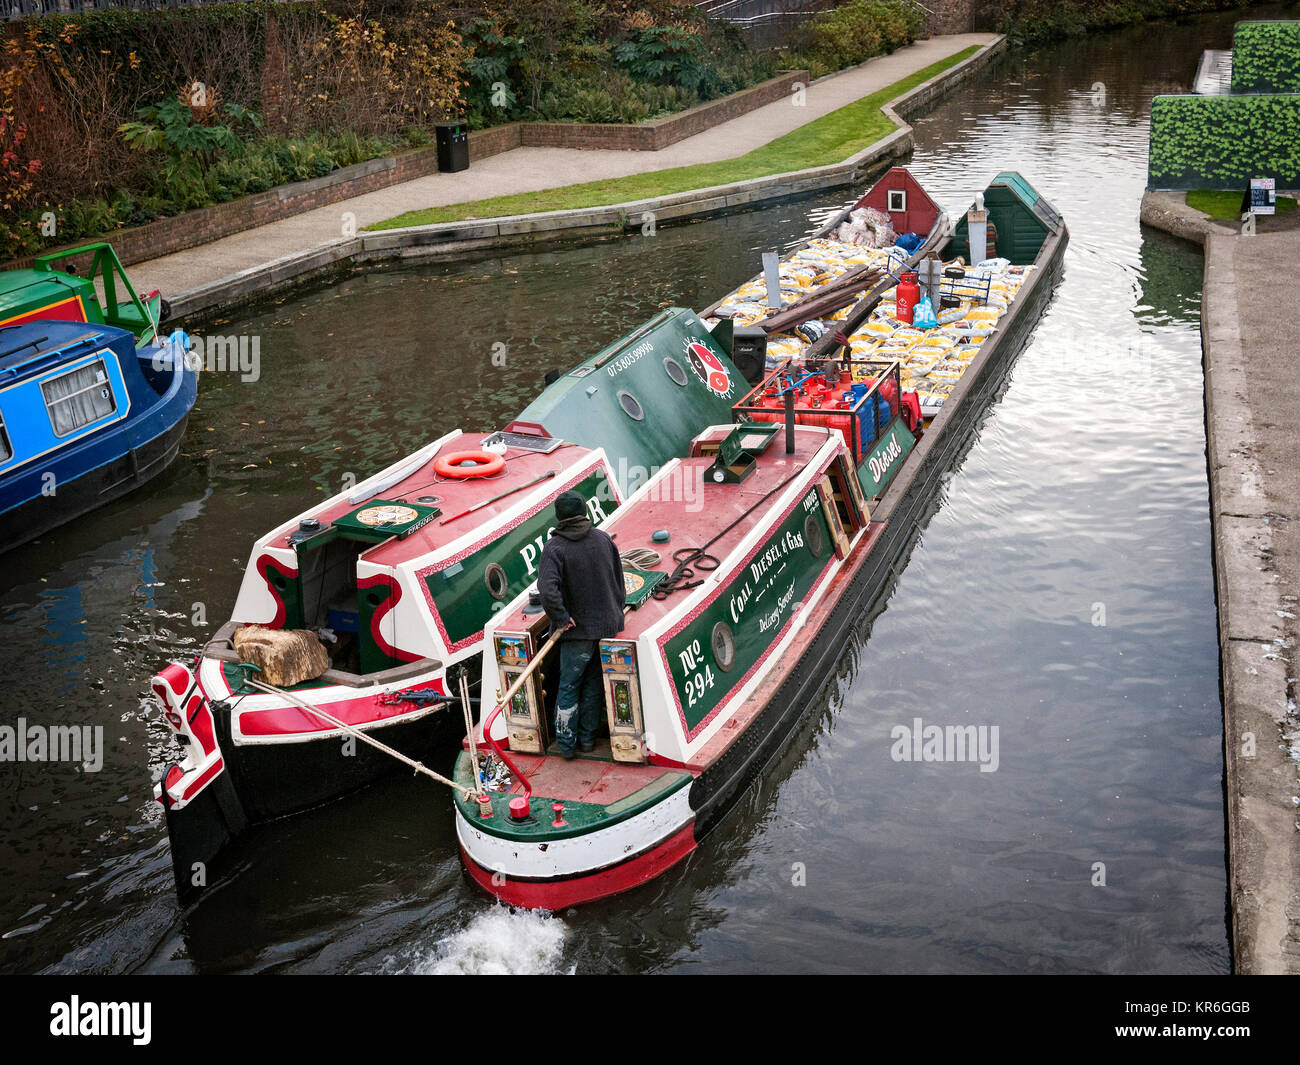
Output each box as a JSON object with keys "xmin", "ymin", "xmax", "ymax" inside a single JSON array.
[{"xmin": 1, "ymin": 6, "xmax": 1269, "ymax": 974}]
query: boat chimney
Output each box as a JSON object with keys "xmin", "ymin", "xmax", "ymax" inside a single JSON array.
[{"xmin": 784, "ymin": 388, "xmax": 796, "ymax": 454}]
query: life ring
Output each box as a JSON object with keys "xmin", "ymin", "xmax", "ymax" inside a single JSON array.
[{"xmin": 433, "ymin": 450, "xmax": 506, "ymax": 479}]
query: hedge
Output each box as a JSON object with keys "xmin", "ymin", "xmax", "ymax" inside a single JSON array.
[
  {"xmin": 996, "ymin": 0, "xmax": 1254, "ymax": 45},
  {"xmin": 1230, "ymin": 20, "xmax": 1300, "ymax": 94},
  {"xmin": 1148, "ymin": 93, "xmax": 1300, "ymax": 189}
]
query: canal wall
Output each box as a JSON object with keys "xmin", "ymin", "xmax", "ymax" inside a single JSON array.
[
  {"xmin": 167, "ymin": 35, "xmax": 1007, "ymax": 323},
  {"xmin": 1145, "ymin": 195, "xmax": 1300, "ymax": 974}
]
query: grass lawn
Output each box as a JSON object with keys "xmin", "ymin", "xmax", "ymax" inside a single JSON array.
[
  {"xmin": 1187, "ymin": 188, "xmax": 1297, "ymax": 220},
  {"xmin": 367, "ymin": 46, "xmax": 981, "ymax": 231}
]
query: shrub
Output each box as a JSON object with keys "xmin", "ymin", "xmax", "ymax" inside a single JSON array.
[
  {"xmin": 995, "ymin": 0, "xmax": 1254, "ymax": 45},
  {"xmin": 1231, "ymin": 20, "xmax": 1300, "ymax": 93},
  {"xmin": 615, "ymin": 27, "xmax": 731, "ymax": 99},
  {"xmin": 781, "ymin": 1, "xmax": 925, "ymax": 80},
  {"xmin": 0, "ymin": 0, "xmax": 788, "ymax": 260},
  {"xmin": 1148, "ymin": 92, "xmax": 1300, "ymax": 189}
]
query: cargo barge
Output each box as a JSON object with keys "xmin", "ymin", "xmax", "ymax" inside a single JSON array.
[{"xmin": 455, "ymin": 171, "xmax": 1067, "ymax": 906}]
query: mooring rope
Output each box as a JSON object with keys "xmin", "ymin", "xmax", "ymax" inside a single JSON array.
[{"xmin": 458, "ymin": 669, "xmax": 486, "ymax": 802}]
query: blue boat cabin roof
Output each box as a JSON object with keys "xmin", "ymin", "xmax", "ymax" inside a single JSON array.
[{"xmin": 0, "ymin": 320, "xmax": 128, "ymax": 384}]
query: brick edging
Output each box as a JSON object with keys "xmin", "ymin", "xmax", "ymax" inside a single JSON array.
[{"xmin": 3, "ymin": 71, "xmax": 808, "ymax": 273}]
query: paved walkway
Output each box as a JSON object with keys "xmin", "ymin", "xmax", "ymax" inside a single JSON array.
[
  {"xmin": 134, "ymin": 33, "xmax": 996, "ymax": 298},
  {"xmin": 1202, "ymin": 227, "xmax": 1300, "ymax": 974}
]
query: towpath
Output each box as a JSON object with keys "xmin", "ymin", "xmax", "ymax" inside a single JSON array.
[
  {"xmin": 130, "ymin": 33, "xmax": 995, "ymax": 301},
  {"xmin": 1201, "ymin": 223, "xmax": 1300, "ymax": 974}
]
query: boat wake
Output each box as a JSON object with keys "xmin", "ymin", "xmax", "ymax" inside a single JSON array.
[{"xmin": 403, "ymin": 907, "xmax": 570, "ymax": 975}]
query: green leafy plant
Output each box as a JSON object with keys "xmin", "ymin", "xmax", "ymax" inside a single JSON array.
[
  {"xmin": 780, "ymin": 0, "xmax": 925, "ymax": 81},
  {"xmin": 119, "ymin": 94, "xmax": 262, "ymax": 205},
  {"xmin": 997, "ymin": 0, "xmax": 1254, "ymax": 45},
  {"xmin": 461, "ymin": 18, "xmax": 527, "ymax": 128},
  {"xmin": 615, "ymin": 27, "xmax": 729, "ymax": 100}
]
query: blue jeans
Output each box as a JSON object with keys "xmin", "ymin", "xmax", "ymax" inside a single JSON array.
[{"xmin": 554, "ymin": 640, "xmax": 605, "ymax": 754}]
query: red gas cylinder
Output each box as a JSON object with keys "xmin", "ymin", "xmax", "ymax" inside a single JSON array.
[
  {"xmin": 752, "ymin": 392, "xmax": 784, "ymax": 426},
  {"xmin": 896, "ymin": 272, "xmax": 920, "ymax": 324},
  {"xmin": 901, "ymin": 390, "xmax": 922, "ymax": 432}
]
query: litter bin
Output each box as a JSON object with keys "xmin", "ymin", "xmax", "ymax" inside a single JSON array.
[{"xmin": 435, "ymin": 122, "xmax": 469, "ymax": 173}]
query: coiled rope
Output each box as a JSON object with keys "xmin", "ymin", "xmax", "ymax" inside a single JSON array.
[
  {"xmin": 619, "ymin": 547, "xmax": 662, "ymax": 570},
  {"xmin": 652, "ymin": 464, "xmax": 807, "ymax": 600}
]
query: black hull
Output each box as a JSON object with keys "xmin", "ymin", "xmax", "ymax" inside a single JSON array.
[
  {"xmin": 689, "ymin": 226, "xmax": 1069, "ymax": 839},
  {"xmin": 216, "ymin": 702, "xmax": 464, "ymax": 823},
  {"xmin": 165, "ymin": 704, "xmax": 464, "ymax": 902},
  {"xmin": 0, "ymin": 414, "xmax": 190, "ymax": 554}
]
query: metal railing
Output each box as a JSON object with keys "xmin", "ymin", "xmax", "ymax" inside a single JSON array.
[
  {"xmin": 695, "ymin": 0, "xmax": 833, "ymax": 28},
  {"xmin": 696, "ymin": 0, "xmax": 933, "ymax": 27},
  {"xmin": 732, "ymin": 356, "xmax": 904, "ymax": 461}
]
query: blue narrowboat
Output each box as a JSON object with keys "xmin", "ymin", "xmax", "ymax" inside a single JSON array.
[{"xmin": 0, "ymin": 320, "xmax": 198, "ymax": 553}]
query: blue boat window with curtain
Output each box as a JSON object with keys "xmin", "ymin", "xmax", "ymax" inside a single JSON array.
[{"xmin": 41, "ymin": 359, "xmax": 116, "ymax": 437}]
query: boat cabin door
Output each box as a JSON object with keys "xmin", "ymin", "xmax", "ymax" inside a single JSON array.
[
  {"xmin": 291, "ymin": 499, "xmax": 439, "ymax": 675},
  {"xmin": 491, "ymin": 609, "xmax": 555, "ymax": 754},
  {"xmin": 818, "ymin": 457, "xmax": 871, "ymax": 558}
]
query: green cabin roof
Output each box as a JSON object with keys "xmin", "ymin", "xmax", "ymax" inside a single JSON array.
[
  {"xmin": 0, "ymin": 244, "xmax": 162, "ymax": 346},
  {"xmin": 0, "ymin": 270, "xmax": 90, "ymax": 317},
  {"xmin": 514, "ymin": 308, "xmax": 745, "ymax": 497}
]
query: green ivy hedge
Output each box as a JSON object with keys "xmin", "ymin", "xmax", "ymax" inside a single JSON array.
[
  {"xmin": 1230, "ymin": 20, "xmax": 1300, "ymax": 94},
  {"xmin": 1148, "ymin": 93, "xmax": 1300, "ymax": 189}
]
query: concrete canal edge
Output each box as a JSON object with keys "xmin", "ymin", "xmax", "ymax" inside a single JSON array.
[
  {"xmin": 169, "ymin": 36, "xmax": 1008, "ymax": 323},
  {"xmin": 1144, "ymin": 195, "xmax": 1300, "ymax": 974},
  {"xmin": 1139, "ymin": 189, "xmax": 1215, "ymax": 247}
]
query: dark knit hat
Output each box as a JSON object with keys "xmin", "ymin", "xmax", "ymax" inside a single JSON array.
[{"xmin": 555, "ymin": 491, "xmax": 585, "ymax": 521}]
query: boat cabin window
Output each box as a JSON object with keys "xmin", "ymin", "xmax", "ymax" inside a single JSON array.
[
  {"xmin": 41, "ymin": 357, "xmax": 116, "ymax": 437},
  {"xmin": 0, "ymin": 412, "xmax": 11, "ymax": 464}
]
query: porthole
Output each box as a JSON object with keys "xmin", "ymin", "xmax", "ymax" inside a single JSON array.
[
  {"xmin": 664, "ymin": 357, "xmax": 688, "ymax": 386},
  {"xmin": 484, "ymin": 562, "xmax": 510, "ymax": 601},
  {"xmin": 618, "ymin": 390, "xmax": 645, "ymax": 421},
  {"xmin": 804, "ymin": 513, "xmax": 826, "ymax": 559},
  {"xmin": 711, "ymin": 621, "xmax": 736, "ymax": 672}
]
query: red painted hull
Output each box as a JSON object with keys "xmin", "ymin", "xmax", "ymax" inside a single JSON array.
[{"xmin": 460, "ymin": 823, "xmax": 697, "ymax": 909}]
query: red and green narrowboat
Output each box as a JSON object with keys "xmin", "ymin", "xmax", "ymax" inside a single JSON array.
[
  {"xmin": 0, "ymin": 244, "xmax": 168, "ymax": 348},
  {"xmin": 456, "ymin": 172, "xmax": 1067, "ymax": 907},
  {"xmin": 149, "ymin": 308, "xmax": 747, "ymax": 900}
]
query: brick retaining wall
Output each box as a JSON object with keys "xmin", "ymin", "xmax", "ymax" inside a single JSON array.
[{"xmin": 925, "ymin": 0, "xmax": 977, "ymax": 35}]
